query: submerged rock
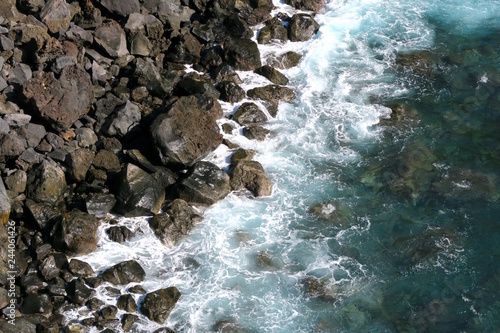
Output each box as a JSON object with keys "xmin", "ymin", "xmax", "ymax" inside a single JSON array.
[
  {"xmin": 395, "ymin": 50, "xmax": 440, "ymax": 76},
  {"xmin": 308, "ymin": 201, "xmax": 354, "ymax": 227},
  {"xmin": 431, "ymin": 168, "xmax": 497, "ymax": 202},
  {"xmin": 140, "ymin": 287, "xmax": 181, "ymax": 324},
  {"xmin": 229, "ymin": 160, "xmax": 272, "ymax": 197},
  {"xmin": 267, "ymin": 51, "xmax": 302, "ymax": 69},
  {"xmin": 101, "ymin": 260, "xmax": 146, "ymax": 285}
]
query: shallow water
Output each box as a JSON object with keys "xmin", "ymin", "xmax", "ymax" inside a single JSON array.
[{"xmin": 70, "ymin": 0, "xmax": 500, "ymax": 332}]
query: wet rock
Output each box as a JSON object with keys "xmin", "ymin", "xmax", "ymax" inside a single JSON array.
[
  {"xmin": 232, "ymin": 102, "xmax": 267, "ymax": 125},
  {"xmin": 285, "ymin": 0, "xmax": 324, "ymax": 13},
  {"xmin": 50, "ymin": 210, "xmax": 100, "ymax": 256},
  {"xmin": 134, "ymin": 58, "xmax": 180, "ymax": 97},
  {"xmin": 48, "ymin": 277, "xmax": 67, "ymax": 296},
  {"xmin": 20, "ymin": 293, "xmax": 52, "ymax": 314},
  {"xmin": 101, "ymin": 260, "xmax": 146, "ymax": 285},
  {"xmin": 395, "ymin": 50, "xmax": 439, "ymax": 76},
  {"xmin": 26, "ymin": 159, "xmax": 67, "ymax": 204},
  {"xmin": 149, "ymin": 199, "xmax": 202, "ymax": 247},
  {"xmin": 267, "ymin": 51, "xmax": 302, "ymax": 69},
  {"xmin": 100, "ymin": 305, "xmax": 118, "ymax": 320},
  {"xmin": 255, "ymin": 251, "xmax": 281, "ymax": 270},
  {"xmin": 224, "ymin": 38, "xmax": 261, "ymax": 71},
  {"xmin": 308, "ymin": 201, "xmax": 354, "ymax": 227},
  {"xmin": 128, "ymin": 284, "xmax": 146, "ymax": 294},
  {"xmin": 94, "ymin": 21, "xmax": 129, "ymax": 58},
  {"xmin": 0, "ymin": 178, "xmax": 11, "ymax": 224},
  {"xmin": 247, "ymin": 85, "xmax": 296, "ymax": 104},
  {"xmin": 0, "ymin": 133, "xmax": 26, "ymax": 161},
  {"xmin": 218, "ymin": 81, "xmax": 246, "ymax": 103},
  {"xmin": 230, "ymin": 148, "xmax": 255, "ymax": 164},
  {"xmin": 114, "ymin": 163, "xmax": 165, "ymax": 216},
  {"xmin": 176, "ymin": 72, "xmax": 220, "ymax": 99},
  {"xmin": 176, "ymin": 161, "xmax": 231, "ymax": 206},
  {"xmin": 86, "ymin": 193, "xmax": 116, "ymax": 218},
  {"xmin": 105, "ymin": 226, "xmax": 134, "ymax": 243},
  {"xmin": 66, "ymin": 279, "xmax": 94, "ymax": 305},
  {"xmin": 242, "ymin": 125, "xmax": 270, "ymax": 141},
  {"xmin": 121, "ymin": 313, "xmax": 139, "ymax": 331},
  {"xmin": 68, "ymin": 259, "xmax": 95, "ymax": 278},
  {"xmin": 22, "ymin": 66, "xmax": 94, "ymax": 132},
  {"xmin": 140, "ymin": 287, "xmax": 181, "ymax": 324},
  {"xmin": 289, "ymin": 14, "xmax": 320, "ymax": 42},
  {"xmin": 65, "ymin": 149, "xmax": 95, "ymax": 182},
  {"xmin": 100, "ymin": 0, "xmax": 140, "ymax": 17},
  {"xmin": 150, "ymin": 96, "xmax": 222, "ymax": 169},
  {"xmin": 229, "ymin": 160, "xmax": 272, "ymax": 197},
  {"xmin": 101, "ymin": 101, "xmax": 141, "ymax": 138},
  {"xmin": 432, "ymin": 168, "xmax": 497, "ymax": 202},
  {"xmin": 379, "ymin": 103, "xmax": 420, "ymax": 128},
  {"xmin": 40, "ymin": 0, "xmax": 71, "ymax": 34},
  {"xmin": 213, "ymin": 319, "xmax": 247, "ymax": 333},
  {"xmin": 257, "ymin": 18, "xmax": 287, "ymax": 44},
  {"xmin": 211, "ymin": 63, "xmax": 243, "ymax": 84},
  {"xmin": 40, "ymin": 255, "xmax": 60, "ymax": 280},
  {"xmin": 254, "ymin": 65, "xmax": 289, "ymax": 85},
  {"xmin": 117, "ymin": 294, "xmax": 137, "ymax": 312},
  {"xmin": 37, "ymin": 322, "xmax": 60, "ymax": 333},
  {"xmin": 92, "ymin": 149, "xmax": 121, "ymax": 173}
]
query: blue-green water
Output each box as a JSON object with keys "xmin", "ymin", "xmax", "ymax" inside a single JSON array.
[{"xmin": 72, "ymin": 0, "xmax": 500, "ymax": 332}]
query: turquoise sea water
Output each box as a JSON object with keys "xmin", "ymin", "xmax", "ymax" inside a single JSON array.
[{"xmin": 72, "ymin": 0, "xmax": 500, "ymax": 332}]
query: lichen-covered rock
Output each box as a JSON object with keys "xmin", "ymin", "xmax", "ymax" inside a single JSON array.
[
  {"xmin": 22, "ymin": 66, "xmax": 94, "ymax": 132},
  {"xmin": 229, "ymin": 160, "xmax": 272, "ymax": 197},
  {"xmin": 101, "ymin": 260, "xmax": 146, "ymax": 285},
  {"xmin": 114, "ymin": 163, "xmax": 165, "ymax": 217},
  {"xmin": 150, "ymin": 96, "xmax": 222, "ymax": 169},
  {"xmin": 224, "ymin": 38, "xmax": 261, "ymax": 71},
  {"xmin": 26, "ymin": 159, "xmax": 67, "ymax": 204},
  {"xmin": 289, "ymin": 14, "xmax": 320, "ymax": 42},
  {"xmin": 140, "ymin": 287, "xmax": 181, "ymax": 324}
]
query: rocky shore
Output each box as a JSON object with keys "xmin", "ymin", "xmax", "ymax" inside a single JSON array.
[{"xmin": 0, "ymin": 0, "xmax": 323, "ymax": 331}]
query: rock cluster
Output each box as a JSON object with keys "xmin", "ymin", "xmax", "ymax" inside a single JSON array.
[{"xmin": 0, "ymin": 0, "xmax": 323, "ymax": 331}]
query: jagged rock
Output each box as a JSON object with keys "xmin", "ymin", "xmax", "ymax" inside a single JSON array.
[
  {"xmin": 257, "ymin": 17, "xmax": 287, "ymax": 44},
  {"xmin": 105, "ymin": 226, "xmax": 134, "ymax": 243},
  {"xmin": 242, "ymin": 125, "xmax": 270, "ymax": 141},
  {"xmin": 68, "ymin": 259, "xmax": 95, "ymax": 278},
  {"xmin": 94, "ymin": 21, "xmax": 129, "ymax": 58},
  {"xmin": 92, "ymin": 149, "xmax": 121, "ymax": 173},
  {"xmin": 117, "ymin": 294, "xmax": 137, "ymax": 312},
  {"xmin": 285, "ymin": 0, "xmax": 324, "ymax": 12},
  {"xmin": 21, "ymin": 123, "xmax": 47, "ymax": 148},
  {"xmin": 267, "ymin": 51, "xmax": 302, "ymax": 69},
  {"xmin": 25, "ymin": 199, "xmax": 62, "ymax": 229},
  {"xmin": 99, "ymin": 0, "xmax": 140, "ymax": 17},
  {"xmin": 20, "ymin": 293, "xmax": 53, "ymax": 314},
  {"xmin": 114, "ymin": 163, "xmax": 165, "ymax": 216},
  {"xmin": 4, "ymin": 169, "xmax": 27, "ymax": 194},
  {"xmin": 0, "ymin": 133, "xmax": 26, "ymax": 161},
  {"xmin": 65, "ymin": 149, "xmax": 95, "ymax": 182},
  {"xmin": 0, "ymin": 178, "xmax": 10, "ymax": 224},
  {"xmin": 65, "ymin": 24, "xmax": 94, "ymax": 46},
  {"xmin": 175, "ymin": 161, "xmax": 231, "ymax": 206},
  {"xmin": 26, "ymin": 159, "xmax": 67, "ymax": 204},
  {"xmin": 218, "ymin": 81, "xmax": 246, "ymax": 103},
  {"xmin": 134, "ymin": 58, "xmax": 180, "ymax": 97},
  {"xmin": 150, "ymin": 96, "xmax": 222, "ymax": 169},
  {"xmin": 0, "ymin": 118, "xmax": 9, "ymax": 134},
  {"xmin": 7, "ymin": 64, "xmax": 32, "ymax": 85},
  {"xmin": 8, "ymin": 19, "xmax": 50, "ymax": 51},
  {"xmin": 229, "ymin": 160, "xmax": 272, "ymax": 197},
  {"xmin": 176, "ymin": 72, "xmax": 220, "ymax": 99},
  {"xmin": 289, "ymin": 14, "xmax": 320, "ymax": 42},
  {"xmin": 149, "ymin": 199, "xmax": 202, "ymax": 247},
  {"xmin": 22, "ymin": 66, "xmax": 94, "ymax": 132},
  {"xmin": 66, "ymin": 279, "xmax": 94, "ymax": 305},
  {"xmin": 140, "ymin": 287, "xmax": 181, "ymax": 324},
  {"xmin": 224, "ymin": 38, "xmax": 261, "ymax": 71},
  {"xmin": 86, "ymin": 193, "xmax": 116, "ymax": 218},
  {"xmin": 211, "ymin": 63, "xmax": 243, "ymax": 84},
  {"xmin": 230, "ymin": 148, "xmax": 255, "ymax": 164},
  {"xmin": 75, "ymin": 127, "xmax": 98, "ymax": 148},
  {"xmin": 254, "ymin": 65, "xmax": 289, "ymax": 85},
  {"xmin": 0, "ymin": 318, "xmax": 36, "ymax": 333},
  {"xmin": 101, "ymin": 260, "xmax": 146, "ymax": 285},
  {"xmin": 247, "ymin": 85, "xmax": 296, "ymax": 104},
  {"xmin": 121, "ymin": 313, "xmax": 139, "ymax": 331},
  {"xmin": 233, "ymin": 103, "xmax": 267, "ymax": 125},
  {"xmin": 166, "ymin": 28, "xmax": 202, "ymax": 64},
  {"xmin": 100, "ymin": 305, "xmax": 118, "ymax": 320},
  {"xmin": 51, "ymin": 210, "xmax": 100, "ymax": 255},
  {"xmin": 40, "ymin": 0, "xmax": 72, "ymax": 34},
  {"xmin": 223, "ymin": 14, "xmax": 253, "ymax": 39},
  {"xmin": 101, "ymin": 101, "xmax": 141, "ymax": 138}
]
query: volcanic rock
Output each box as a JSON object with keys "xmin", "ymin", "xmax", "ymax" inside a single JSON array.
[
  {"xmin": 289, "ymin": 14, "xmax": 320, "ymax": 42},
  {"xmin": 26, "ymin": 159, "xmax": 67, "ymax": 204},
  {"xmin": 101, "ymin": 260, "xmax": 146, "ymax": 285},
  {"xmin": 229, "ymin": 160, "xmax": 272, "ymax": 197},
  {"xmin": 233, "ymin": 103, "xmax": 267, "ymax": 125},
  {"xmin": 224, "ymin": 38, "xmax": 261, "ymax": 71},
  {"xmin": 50, "ymin": 210, "xmax": 100, "ymax": 255},
  {"xmin": 140, "ymin": 287, "xmax": 181, "ymax": 323}
]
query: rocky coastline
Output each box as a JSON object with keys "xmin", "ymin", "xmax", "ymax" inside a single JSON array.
[{"xmin": 0, "ymin": 0, "xmax": 323, "ymax": 331}]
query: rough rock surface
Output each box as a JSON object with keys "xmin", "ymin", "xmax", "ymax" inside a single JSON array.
[
  {"xmin": 26, "ymin": 159, "xmax": 67, "ymax": 204},
  {"xmin": 224, "ymin": 38, "xmax": 262, "ymax": 71},
  {"xmin": 289, "ymin": 14, "xmax": 320, "ymax": 42},
  {"xmin": 229, "ymin": 160, "xmax": 272, "ymax": 197},
  {"xmin": 51, "ymin": 210, "xmax": 100, "ymax": 255},
  {"xmin": 101, "ymin": 260, "xmax": 146, "ymax": 285},
  {"xmin": 233, "ymin": 103, "xmax": 267, "ymax": 125},
  {"xmin": 140, "ymin": 287, "xmax": 181, "ymax": 323}
]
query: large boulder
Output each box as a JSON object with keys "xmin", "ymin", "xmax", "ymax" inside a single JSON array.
[
  {"xmin": 40, "ymin": 0, "xmax": 72, "ymax": 34},
  {"xmin": 134, "ymin": 58, "xmax": 180, "ymax": 97},
  {"xmin": 149, "ymin": 199, "xmax": 202, "ymax": 247},
  {"xmin": 257, "ymin": 18, "xmax": 287, "ymax": 44},
  {"xmin": 289, "ymin": 14, "xmax": 320, "ymax": 42},
  {"xmin": 114, "ymin": 163, "xmax": 165, "ymax": 217},
  {"xmin": 26, "ymin": 159, "xmax": 67, "ymax": 204},
  {"xmin": 140, "ymin": 287, "xmax": 181, "ymax": 324},
  {"xmin": 66, "ymin": 279, "xmax": 95, "ymax": 305},
  {"xmin": 229, "ymin": 160, "xmax": 272, "ymax": 197},
  {"xmin": 247, "ymin": 85, "xmax": 296, "ymax": 103},
  {"xmin": 232, "ymin": 103, "xmax": 267, "ymax": 125},
  {"xmin": 22, "ymin": 66, "xmax": 94, "ymax": 132},
  {"xmin": 99, "ymin": 0, "xmax": 140, "ymax": 17},
  {"xmin": 217, "ymin": 81, "xmax": 246, "ymax": 103},
  {"xmin": 50, "ymin": 210, "xmax": 100, "ymax": 255},
  {"xmin": 94, "ymin": 20, "xmax": 129, "ymax": 58},
  {"xmin": 175, "ymin": 161, "xmax": 231, "ymax": 206},
  {"xmin": 254, "ymin": 65, "xmax": 289, "ymax": 85},
  {"xmin": 150, "ymin": 96, "xmax": 222, "ymax": 169},
  {"xmin": 101, "ymin": 260, "xmax": 146, "ymax": 285},
  {"xmin": 224, "ymin": 38, "xmax": 261, "ymax": 71},
  {"xmin": 86, "ymin": 193, "xmax": 117, "ymax": 218},
  {"xmin": 65, "ymin": 148, "xmax": 95, "ymax": 182},
  {"xmin": 285, "ymin": 0, "xmax": 324, "ymax": 13}
]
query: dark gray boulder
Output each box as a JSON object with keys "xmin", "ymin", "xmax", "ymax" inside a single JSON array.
[
  {"xmin": 50, "ymin": 210, "xmax": 100, "ymax": 256},
  {"xmin": 22, "ymin": 66, "xmax": 94, "ymax": 133},
  {"xmin": 68, "ymin": 259, "xmax": 95, "ymax": 278},
  {"xmin": 86, "ymin": 193, "xmax": 117, "ymax": 218},
  {"xmin": 117, "ymin": 294, "xmax": 137, "ymax": 312},
  {"xmin": 247, "ymin": 85, "xmax": 296, "ymax": 104},
  {"xmin": 25, "ymin": 199, "xmax": 62, "ymax": 229},
  {"xmin": 257, "ymin": 17, "xmax": 287, "ymax": 44},
  {"xmin": 94, "ymin": 20, "xmax": 129, "ymax": 58},
  {"xmin": 134, "ymin": 58, "xmax": 180, "ymax": 97},
  {"xmin": 99, "ymin": 0, "xmax": 140, "ymax": 17},
  {"xmin": 242, "ymin": 125, "xmax": 270, "ymax": 141},
  {"xmin": 175, "ymin": 161, "xmax": 231, "ymax": 206},
  {"xmin": 65, "ymin": 148, "xmax": 95, "ymax": 182},
  {"xmin": 150, "ymin": 96, "xmax": 222, "ymax": 169},
  {"xmin": 232, "ymin": 103, "xmax": 267, "ymax": 125},
  {"xmin": 4, "ymin": 169, "xmax": 27, "ymax": 194},
  {"xmin": 289, "ymin": 14, "xmax": 320, "ymax": 42},
  {"xmin": 140, "ymin": 287, "xmax": 181, "ymax": 324},
  {"xmin": 26, "ymin": 159, "xmax": 67, "ymax": 204},
  {"xmin": 105, "ymin": 226, "xmax": 134, "ymax": 243},
  {"xmin": 114, "ymin": 163, "xmax": 165, "ymax": 217},
  {"xmin": 224, "ymin": 38, "xmax": 261, "ymax": 71},
  {"xmin": 0, "ymin": 132, "xmax": 26, "ymax": 161},
  {"xmin": 20, "ymin": 293, "xmax": 52, "ymax": 315},
  {"xmin": 254, "ymin": 65, "xmax": 289, "ymax": 85},
  {"xmin": 285, "ymin": 0, "xmax": 324, "ymax": 12},
  {"xmin": 121, "ymin": 313, "xmax": 139, "ymax": 331},
  {"xmin": 101, "ymin": 101, "xmax": 141, "ymax": 138},
  {"xmin": 101, "ymin": 260, "xmax": 146, "ymax": 285},
  {"xmin": 66, "ymin": 279, "xmax": 95, "ymax": 305},
  {"xmin": 218, "ymin": 81, "xmax": 246, "ymax": 103},
  {"xmin": 149, "ymin": 199, "xmax": 202, "ymax": 247},
  {"xmin": 229, "ymin": 160, "xmax": 272, "ymax": 197},
  {"xmin": 175, "ymin": 72, "xmax": 220, "ymax": 99},
  {"xmin": 211, "ymin": 63, "xmax": 243, "ymax": 84}
]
